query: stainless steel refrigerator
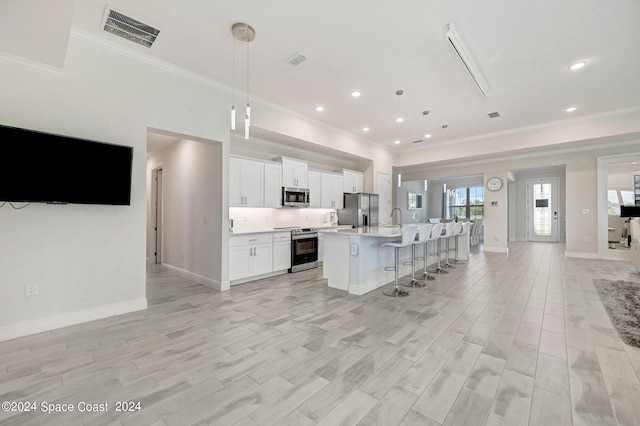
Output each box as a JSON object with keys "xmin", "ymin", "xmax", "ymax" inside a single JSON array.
[{"xmin": 337, "ymin": 193, "xmax": 379, "ymax": 227}]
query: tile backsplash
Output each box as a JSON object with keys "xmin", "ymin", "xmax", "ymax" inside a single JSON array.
[{"xmin": 230, "ymin": 208, "xmax": 337, "ymax": 231}]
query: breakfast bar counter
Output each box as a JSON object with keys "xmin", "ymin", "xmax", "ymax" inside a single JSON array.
[
  {"xmin": 322, "ymin": 225, "xmax": 414, "ymax": 295},
  {"xmin": 321, "ymin": 224, "xmax": 469, "ymax": 295}
]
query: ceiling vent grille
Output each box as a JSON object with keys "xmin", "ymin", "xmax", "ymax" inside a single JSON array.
[
  {"xmin": 102, "ymin": 7, "xmax": 160, "ymax": 48},
  {"xmin": 286, "ymin": 52, "xmax": 308, "ymax": 66},
  {"xmin": 412, "ymin": 139, "xmax": 423, "ymax": 144},
  {"xmin": 488, "ymin": 112, "xmax": 501, "ymax": 118}
]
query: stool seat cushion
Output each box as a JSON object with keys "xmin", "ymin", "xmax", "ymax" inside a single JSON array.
[{"xmin": 381, "ymin": 225, "xmax": 418, "ymax": 249}]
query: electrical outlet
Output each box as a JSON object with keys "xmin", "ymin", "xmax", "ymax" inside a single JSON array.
[
  {"xmin": 25, "ymin": 283, "xmax": 38, "ymax": 297},
  {"xmin": 583, "ymin": 236, "xmax": 589, "ymax": 243}
]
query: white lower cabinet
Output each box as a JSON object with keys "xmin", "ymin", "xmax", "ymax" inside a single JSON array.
[
  {"xmin": 229, "ymin": 234, "xmax": 273, "ymax": 283},
  {"xmin": 229, "ymin": 232, "xmax": 291, "ymax": 284},
  {"xmin": 272, "ymin": 232, "xmax": 291, "ymax": 271}
]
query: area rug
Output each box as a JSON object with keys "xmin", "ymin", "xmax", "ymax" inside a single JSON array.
[{"xmin": 592, "ymin": 279, "xmax": 640, "ymax": 348}]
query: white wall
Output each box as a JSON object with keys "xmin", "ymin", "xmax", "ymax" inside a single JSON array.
[
  {"xmin": 396, "ymin": 181, "xmax": 427, "ymax": 224},
  {"xmin": 147, "ymin": 139, "xmax": 224, "ymax": 288},
  {"xmin": 398, "ymin": 141, "xmax": 640, "ymax": 257},
  {"xmin": 0, "ymin": 28, "xmax": 396, "ymax": 339},
  {"xmin": 0, "ymin": 33, "xmax": 230, "ymax": 339}
]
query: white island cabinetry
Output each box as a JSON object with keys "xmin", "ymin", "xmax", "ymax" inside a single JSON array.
[{"xmin": 322, "ymin": 225, "xmax": 469, "ymax": 295}]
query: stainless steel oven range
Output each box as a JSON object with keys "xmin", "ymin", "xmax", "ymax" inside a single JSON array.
[{"xmin": 290, "ymin": 227, "xmax": 318, "ymax": 272}]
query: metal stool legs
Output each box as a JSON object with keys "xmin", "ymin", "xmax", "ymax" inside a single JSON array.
[
  {"xmin": 383, "ymin": 246, "xmax": 411, "ymax": 297},
  {"xmin": 421, "ymin": 242, "xmax": 437, "ymax": 281},
  {"xmin": 430, "ymin": 238, "xmax": 449, "ymax": 274},
  {"xmin": 444, "ymin": 236, "xmax": 456, "ymax": 269},
  {"xmin": 402, "ymin": 244, "xmax": 426, "ymax": 288},
  {"xmin": 452, "ymin": 233, "xmax": 466, "ymax": 265}
]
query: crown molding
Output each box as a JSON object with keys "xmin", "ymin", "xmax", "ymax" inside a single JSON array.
[{"xmin": 0, "ymin": 50, "xmax": 62, "ymax": 77}]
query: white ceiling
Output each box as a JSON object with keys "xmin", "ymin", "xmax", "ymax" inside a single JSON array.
[{"xmin": 8, "ymin": 1, "xmax": 640, "ymax": 155}]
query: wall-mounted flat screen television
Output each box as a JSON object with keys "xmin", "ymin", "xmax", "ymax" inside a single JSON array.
[
  {"xmin": 621, "ymin": 205, "xmax": 640, "ymax": 217},
  {"xmin": 0, "ymin": 124, "xmax": 133, "ymax": 205}
]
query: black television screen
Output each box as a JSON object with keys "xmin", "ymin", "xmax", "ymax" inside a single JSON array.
[
  {"xmin": 621, "ymin": 205, "xmax": 640, "ymax": 217},
  {"xmin": 0, "ymin": 124, "xmax": 133, "ymax": 205}
]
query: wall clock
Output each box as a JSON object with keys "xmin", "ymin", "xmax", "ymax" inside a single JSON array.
[{"xmin": 486, "ymin": 177, "xmax": 503, "ymax": 191}]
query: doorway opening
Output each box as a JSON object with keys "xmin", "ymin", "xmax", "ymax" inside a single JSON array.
[
  {"xmin": 527, "ymin": 177, "xmax": 559, "ymax": 242},
  {"xmin": 151, "ymin": 166, "xmax": 163, "ymax": 264}
]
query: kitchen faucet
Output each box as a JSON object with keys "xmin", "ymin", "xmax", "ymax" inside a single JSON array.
[{"xmin": 390, "ymin": 208, "xmax": 402, "ymax": 227}]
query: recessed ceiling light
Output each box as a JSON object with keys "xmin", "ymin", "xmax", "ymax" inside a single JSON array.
[
  {"xmin": 362, "ymin": 127, "xmax": 370, "ymax": 132},
  {"xmin": 569, "ymin": 61, "xmax": 587, "ymax": 71},
  {"xmin": 394, "ymin": 140, "xmax": 400, "ymax": 144},
  {"xmin": 351, "ymin": 90, "xmax": 361, "ymax": 98},
  {"xmin": 565, "ymin": 106, "xmax": 577, "ymax": 112},
  {"xmin": 424, "ymin": 134, "xmax": 432, "ymax": 138},
  {"xmin": 315, "ymin": 106, "xmax": 325, "ymax": 112},
  {"xmin": 632, "ymin": 161, "xmax": 637, "ymax": 165},
  {"xmin": 395, "ymin": 117, "xmax": 404, "ymax": 123}
]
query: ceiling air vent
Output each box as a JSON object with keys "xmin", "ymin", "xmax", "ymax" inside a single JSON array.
[
  {"xmin": 488, "ymin": 112, "xmax": 501, "ymax": 118},
  {"xmin": 412, "ymin": 139, "xmax": 423, "ymax": 144},
  {"xmin": 102, "ymin": 7, "xmax": 160, "ymax": 48},
  {"xmin": 286, "ymin": 52, "xmax": 308, "ymax": 66}
]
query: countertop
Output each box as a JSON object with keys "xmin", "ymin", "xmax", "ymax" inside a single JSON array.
[
  {"xmin": 323, "ymin": 224, "xmax": 426, "ymax": 238},
  {"xmin": 229, "ymin": 224, "xmax": 352, "ymax": 236}
]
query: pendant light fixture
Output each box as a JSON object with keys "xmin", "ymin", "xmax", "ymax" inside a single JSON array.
[
  {"xmin": 231, "ymin": 23, "xmax": 255, "ymax": 139},
  {"xmin": 396, "ymin": 89, "xmax": 403, "ymax": 187}
]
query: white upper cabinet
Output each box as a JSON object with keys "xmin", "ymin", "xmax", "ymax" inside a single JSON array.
[
  {"xmin": 279, "ymin": 157, "xmax": 308, "ymax": 188},
  {"xmin": 307, "ymin": 170, "xmax": 322, "ymax": 208},
  {"xmin": 263, "ymin": 161, "xmax": 282, "ymax": 208},
  {"xmin": 321, "ymin": 172, "xmax": 344, "ymax": 209},
  {"xmin": 343, "ymin": 169, "xmax": 364, "ymax": 193},
  {"xmin": 230, "ymin": 156, "xmax": 264, "ymax": 207}
]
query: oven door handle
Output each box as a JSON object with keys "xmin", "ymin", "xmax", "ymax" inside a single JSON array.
[{"xmin": 292, "ymin": 233, "xmax": 318, "ymax": 240}]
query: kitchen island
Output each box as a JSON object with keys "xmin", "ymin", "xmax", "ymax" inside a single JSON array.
[{"xmin": 321, "ymin": 223, "xmax": 469, "ymax": 295}]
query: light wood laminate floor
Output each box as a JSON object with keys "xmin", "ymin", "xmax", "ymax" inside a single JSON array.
[{"xmin": 2, "ymin": 242, "xmax": 640, "ymax": 425}]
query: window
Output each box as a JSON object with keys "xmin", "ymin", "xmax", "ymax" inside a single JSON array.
[
  {"xmin": 609, "ymin": 189, "xmax": 637, "ymax": 216},
  {"xmin": 448, "ymin": 186, "xmax": 484, "ymax": 220}
]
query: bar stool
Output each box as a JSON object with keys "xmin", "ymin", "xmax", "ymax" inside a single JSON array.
[
  {"xmin": 432, "ymin": 222, "xmax": 456, "ymax": 273},
  {"xmin": 382, "ymin": 225, "xmax": 418, "ymax": 297},
  {"xmin": 422, "ymin": 223, "xmax": 443, "ymax": 281},
  {"xmin": 428, "ymin": 223, "xmax": 447, "ymax": 274},
  {"xmin": 402, "ymin": 224, "xmax": 433, "ymax": 289},
  {"xmin": 442, "ymin": 222, "xmax": 458, "ymax": 269},
  {"xmin": 448, "ymin": 222, "xmax": 463, "ymax": 264},
  {"xmin": 453, "ymin": 222, "xmax": 471, "ymax": 264}
]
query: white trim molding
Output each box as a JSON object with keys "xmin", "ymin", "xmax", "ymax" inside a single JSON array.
[
  {"xmin": 0, "ymin": 298, "xmax": 147, "ymax": 343},
  {"xmin": 564, "ymin": 251, "xmax": 599, "ymax": 259},
  {"xmin": 162, "ymin": 263, "xmax": 225, "ymax": 291}
]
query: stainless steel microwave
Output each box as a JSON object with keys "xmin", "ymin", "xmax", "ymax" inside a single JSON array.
[{"xmin": 282, "ymin": 187, "xmax": 310, "ymax": 207}]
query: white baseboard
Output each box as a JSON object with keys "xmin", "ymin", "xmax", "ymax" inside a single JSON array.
[
  {"xmin": 0, "ymin": 298, "xmax": 147, "ymax": 343},
  {"xmin": 483, "ymin": 246, "xmax": 509, "ymax": 254},
  {"xmin": 564, "ymin": 251, "xmax": 599, "ymax": 259},
  {"xmin": 162, "ymin": 263, "xmax": 225, "ymax": 291}
]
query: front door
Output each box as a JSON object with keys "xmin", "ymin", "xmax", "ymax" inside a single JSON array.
[{"xmin": 527, "ymin": 177, "xmax": 559, "ymax": 242}]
